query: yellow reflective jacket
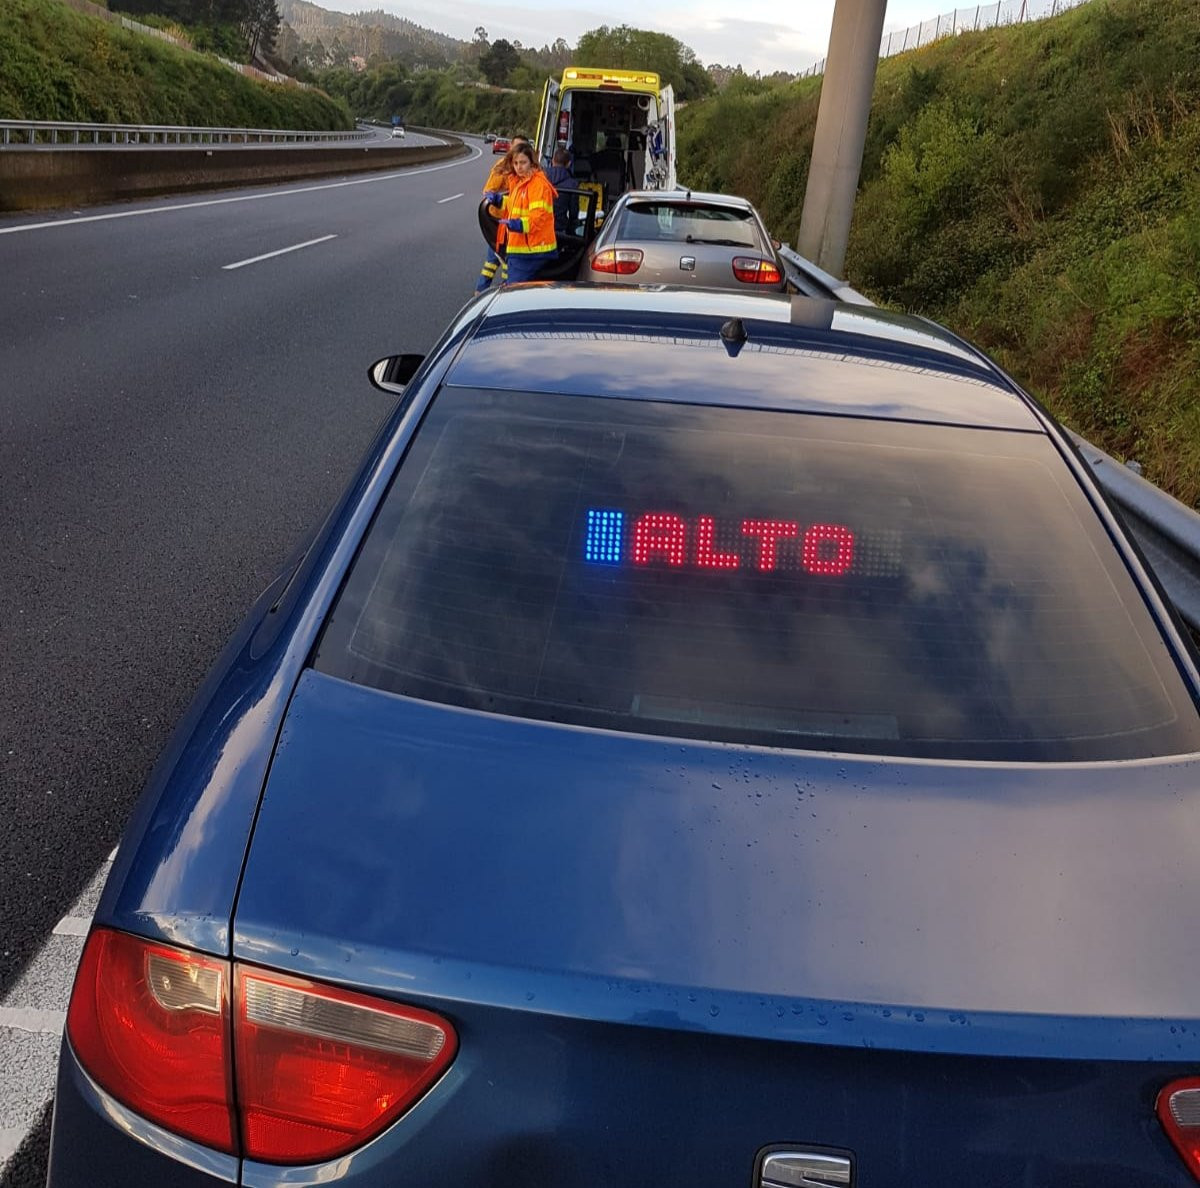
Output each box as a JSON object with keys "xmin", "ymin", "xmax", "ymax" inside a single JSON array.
[
  {"xmin": 502, "ymin": 170, "xmax": 558, "ymax": 256},
  {"xmin": 482, "ymin": 161, "xmax": 511, "ymax": 219}
]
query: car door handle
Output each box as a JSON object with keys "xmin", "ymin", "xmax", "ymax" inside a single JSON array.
[{"xmin": 761, "ymin": 1151, "xmax": 852, "ymax": 1188}]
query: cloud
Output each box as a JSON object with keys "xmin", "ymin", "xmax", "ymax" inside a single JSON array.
[
  {"xmin": 663, "ymin": 15, "xmax": 827, "ymax": 71},
  {"xmin": 297, "ymin": 0, "xmax": 906, "ymax": 73}
]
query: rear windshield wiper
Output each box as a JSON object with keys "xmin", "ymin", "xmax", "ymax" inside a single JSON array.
[{"xmin": 684, "ymin": 235, "xmax": 752, "ymax": 247}]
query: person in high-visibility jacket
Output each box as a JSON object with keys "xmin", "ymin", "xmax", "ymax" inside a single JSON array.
[
  {"xmin": 474, "ymin": 142, "xmax": 520, "ymax": 293},
  {"xmin": 498, "ymin": 142, "xmax": 558, "ymax": 285},
  {"xmin": 474, "ymin": 137, "xmax": 530, "ymax": 293}
]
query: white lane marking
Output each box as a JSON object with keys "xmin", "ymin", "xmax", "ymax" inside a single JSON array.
[
  {"xmin": 0, "ymin": 1131, "xmax": 27, "ymax": 1161},
  {"xmin": 0, "ymin": 1008, "xmax": 66, "ymax": 1035},
  {"xmin": 0, "ymin": 144, "xmax": 483, "ymax": 236},
  {"xmin": 437, "ymin": 192, "xmax": 464, "ymax": 204},
  {"xmin": 108, "ymin": 846, "xmax": 118, "ymax": 861},
  {"xmin": 0, "ymin": 853, "xmax": 115, "ymax": 1175},
  {"xmin": 222, "ymin": 233, "xmax": 337, "ymax": 271},
  {"xmin": 51, "ymin": 917, "xmax": 91, "ymax": 938}
]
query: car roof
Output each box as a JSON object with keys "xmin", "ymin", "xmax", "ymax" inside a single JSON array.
[
  {"xmin": 616, "ymin": 189, "xmax": 757, "ymax": 210},
  {"xmin": 444, "ymin": 285, "xmax": 1042, "ymax": 432}
]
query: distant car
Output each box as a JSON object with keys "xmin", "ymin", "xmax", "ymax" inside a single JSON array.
[
  {"xmin": 582, "ymin": 189, "xmax": 785, "ymax": 291},
  {"xmin": 492, "ymin": 136, "xmax": 511, "ymax": 154},
  {"xmin": 46, "ymin": 283, "xmax": 1200, "ymax": 1187},
  {"xmin": 390, "ymin": 125, "xmax": 405, "ymax": 139},
  {"xmin": 483, "ymin": 132, "xmax": 497, "ymax": 143}
]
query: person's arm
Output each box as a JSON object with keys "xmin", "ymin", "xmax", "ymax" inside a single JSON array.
[
  {"xmin": 482, "ymin": 166, "xmax": 507, "ymax": 213},
  {"xmin": 522, "ymin": 178, "xmax": 556, "ymax": 243}
]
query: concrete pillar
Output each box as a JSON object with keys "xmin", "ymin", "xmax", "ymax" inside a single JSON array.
[{"xmin": 797, "ymin": 0, "xmax": 889, "ymax": 278}]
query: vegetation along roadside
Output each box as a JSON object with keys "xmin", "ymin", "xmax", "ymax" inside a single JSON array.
[
  {"xmin": 678, "ymin": 0, "xmax": 1200, "ymax": 505},
  {"xmin": 0, "ymin": 0, "xmax": 351, "ymax": 130}
]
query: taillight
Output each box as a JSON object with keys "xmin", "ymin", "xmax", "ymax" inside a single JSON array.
[
  {"xmin": 66, "ymin": 928, "xmax": 235, "ymax": 1151},
  {"xmin": 235, "ymin": 966, "xmax": 457, "ymax": 1163},
  {"xmin": 67, "ymin": 929, "xmax": 457, "ymax": 1165},
  {"xmin": 732, "ymin": 256, "xmax": 783, "ymax": 284},
  {"xmin": 592, "ymin": 248, "xmax": 643, "ymax": 275},
  {"xmin": 1158, "ymin": 1078, "xmax": 1200, "ymax": 1181}
]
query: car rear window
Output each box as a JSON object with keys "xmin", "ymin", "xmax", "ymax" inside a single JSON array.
[
  {"xmin": 616, "ymin": 202, "xmax": 761, "ymax": 248},
  {"xmin": 313, "ymin": 389, "xmax": 1200, "ymax": 761}
]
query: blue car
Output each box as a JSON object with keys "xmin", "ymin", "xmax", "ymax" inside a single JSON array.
[{"xmin": 49, "ymin": 285, "xmax": 1200, "ymax": 1187}]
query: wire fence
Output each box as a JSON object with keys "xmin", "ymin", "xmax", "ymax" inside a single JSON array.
[{"xmin": 801, "ymin": 0, "xmax": 1094, "ymax": 77}]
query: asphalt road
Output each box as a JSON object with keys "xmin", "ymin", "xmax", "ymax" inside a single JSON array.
[{"xmin": 0, "ymin": 138, "xmax": 493, "ymax": 1185}]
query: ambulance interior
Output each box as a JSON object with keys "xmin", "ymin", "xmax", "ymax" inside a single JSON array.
[{"xmin": 556, "ymin": 89, "xmax": 671, "ymax": 207}]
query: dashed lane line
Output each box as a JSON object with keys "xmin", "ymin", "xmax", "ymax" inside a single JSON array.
[
  {"xmin": 0, "ymin": 1008, "xmax": 65, "ymax": 1035},
  {"xmin": 437, "ymin": 193, "xmax": 464, "ymax": 204},
  {"xmin": 222, "ymin": 233, "xmax": 337, "ymax": 271},
  {"xmin": 1, "ymin": 1130, "xmax": 29, "ymax": 1162},
  {"xmin": 51, "ymin": 918, "xmax": 90, "ymax": 938},
  {"xmin": 0, "ymin": 856, "xmax": 113, "ymax": 1177}
]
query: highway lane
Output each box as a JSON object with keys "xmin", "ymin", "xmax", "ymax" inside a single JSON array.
[{"xmin": 0, "ymin": 140, "xmax": 493, "ymax": 1185}]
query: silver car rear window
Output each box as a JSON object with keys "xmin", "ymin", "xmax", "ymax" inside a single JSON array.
[
  {"xmin": 314, "ymin": 389, "xmax": 1200, "ymax": 761},
  {"xmin": 617, "ymin": 202, "xmax": 761, "ymax": 248}
]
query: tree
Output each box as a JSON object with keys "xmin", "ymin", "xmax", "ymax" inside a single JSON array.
[
  {"xmin": 241, "ymin": 0, "xmax": 280, "ymax": 59},
  {"xmin": 479, "ymin": 38, "xmax": 521, "ymax": 86},
  {"xmin": 113, "ymin": 0, "xmax": 283, "ymax": 61},
  {"xmin": 507, "ymin": 64, "xmax": 541, "ymax": 92},
  {"xmin": 574, "ymin": 25, "xmax": 714, "ymax": 100},
  {"xmin": 327, "ymin": 34, "xmax": 351, "ymax": 69}
]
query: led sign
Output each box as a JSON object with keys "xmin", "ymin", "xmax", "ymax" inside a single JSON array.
[{"xmin": 584, "ymin": 508, "xmax": 878, "ymax": 576}]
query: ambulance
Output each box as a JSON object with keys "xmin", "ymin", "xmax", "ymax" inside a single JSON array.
[{"xmin": 534, "ymin": 67, "xmax": 677, "ymax": 214}]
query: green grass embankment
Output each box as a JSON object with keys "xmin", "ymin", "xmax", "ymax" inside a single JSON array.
[
  {"xmin": 678, "ymin": 0, "xmax": 1200, "ymax": 505},
  {"xmin": 0, "ymin": 0, "xmax": 352, "ymax": 130}
]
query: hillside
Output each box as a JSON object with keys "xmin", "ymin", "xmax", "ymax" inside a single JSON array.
[
  {"xmin": 0, "ymin": 0, "xmax": 351, "ymax": 129},
  {"xmin": 678, "ymin": 0, "xmax": 1200, "ymax": 505},
  {"xmin": 315, "ymin": 63, "xmax": 537, "ymax": 133},
  {"xmin": 276, "ymin": 0, "xmax": 465, "ymax": 68}
]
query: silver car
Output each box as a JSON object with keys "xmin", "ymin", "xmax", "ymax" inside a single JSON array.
[{"xmin": 581, "ymin": 189, "xmax": 785, "ymax": 290}]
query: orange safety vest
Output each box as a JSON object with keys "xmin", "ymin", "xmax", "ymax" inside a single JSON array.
[
  {"xmin": 482, "ymin": 162, "xmax": 511, "ymax": 214},
  {"xmin": 502, "ymin": 170, "xmax": 558, "ymax": 256},
  {"xmin": 483, "ymin": 163, "xmax": 517, "ymax": 250}
]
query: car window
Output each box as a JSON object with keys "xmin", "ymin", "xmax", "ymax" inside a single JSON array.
[
  {"xmin": 314, "ymin": 389, "xmax": 1200, "ymax": 761},
  {"xmin": 616, "ymin": 202, "xmax": 761, "ymax": 248}
]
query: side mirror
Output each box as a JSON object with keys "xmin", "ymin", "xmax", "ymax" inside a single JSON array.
[
  {"xmin": 368, "ymin": 353, "xmax": 424, "ymax": 396},
  {"xmin": 771, "ymin": 238, "xmax": 782, "ymax": 251}
]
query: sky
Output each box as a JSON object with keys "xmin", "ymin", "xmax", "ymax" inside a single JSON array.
[{"xmin": 311, "ymin": 0, "xmax": 946, "ymax": 75}]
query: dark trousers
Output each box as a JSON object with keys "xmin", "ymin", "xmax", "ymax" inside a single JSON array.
[{"xmin": 505, "ymin": 254, "xmax": 554, "ymax": 285}]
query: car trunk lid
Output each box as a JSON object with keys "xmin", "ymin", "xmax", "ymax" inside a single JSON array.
[{"xmin": 232, "ymin": 669, "xmax": 1200, "ymax": 1183}]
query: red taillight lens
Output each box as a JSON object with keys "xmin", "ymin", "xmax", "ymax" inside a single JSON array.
[
  {"xmin": 732, "ymin": 256, "xmax": 783, "ymax": 284},
  {"xmin": 66, "ymin": 928, "xmax": 235, "ymax": 1152},
  {"xmin": 592, "ymin": 248, "xmax": 643, "ymax": 275},
  {"xmin": 67, "ymin": 929, "xmax": 458, "ymax": 1165},
  {"xmin": 1159, "ymin": 1078, "xmax": 1200, "ymax": 1181},
  {"xmin": 235, "ymin": 966, "xmax": 457, "ymax": 1163}
]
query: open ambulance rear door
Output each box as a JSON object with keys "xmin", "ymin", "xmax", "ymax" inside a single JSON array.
[
  {"xmin": 535, "ymin": 77, "xmax": 561, "ymax": 168},
  {"xmin": 651, "ymin": 84, "xmax": 676, "ymax": 190}
]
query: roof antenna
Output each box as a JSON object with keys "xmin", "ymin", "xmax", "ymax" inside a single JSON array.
[{"xmin": 720, "ymin": 316, "xmax": 747, "ymax": 357}]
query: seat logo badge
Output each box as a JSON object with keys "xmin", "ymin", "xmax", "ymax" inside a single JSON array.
[{"xmin": 760, "ymin": 1150, "xmax": 852, "ymax": 1188}]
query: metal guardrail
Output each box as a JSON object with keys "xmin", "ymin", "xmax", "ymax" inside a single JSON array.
[
  {"xmin": 1071, "ymin": 436, "xmax": 1200, "ymax": 631},
  {"xmin": 777, "ymin": 247, "xmax": 1200, "ymax": 629},
  {"xmin": 0, "ymin": 120, "xmax": 371, "ymax": 147},
  {"xmin": 778, "ymin": 245, "xmax": 876, "ymax": 305}
]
